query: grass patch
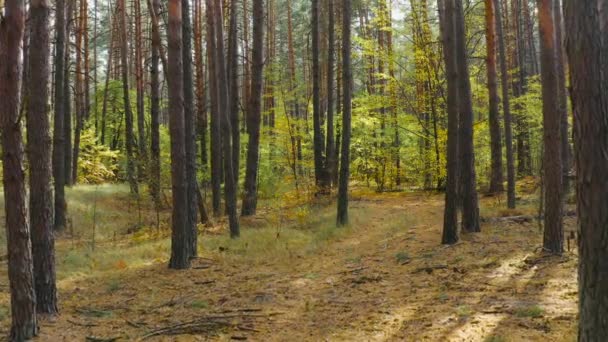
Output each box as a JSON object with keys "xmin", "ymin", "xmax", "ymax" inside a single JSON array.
[
  {"xmin": 515, "ymin": 304, "xmax": 544, "ymax": 318},
  {"xmin": 395, "ymin": 251, "xmax": 410, "ymax": 264},
  {"xmin": 189, "ymin": 300, "xmax": 209, "ymax": 309},
  {"xmin": 484, "ymin": 335, "xmax": 507, "ymax": 342},
  {"xmin": 456, "ymin": 305, "xmax": 473, "ymax": 318}
]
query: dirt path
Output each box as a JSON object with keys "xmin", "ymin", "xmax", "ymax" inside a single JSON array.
[{"xmin": 28, "ymin": 193, "xmax": 577, "ymax": 341}]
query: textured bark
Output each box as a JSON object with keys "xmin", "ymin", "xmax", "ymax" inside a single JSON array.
[
  {"xmin": 454, "ymin": 0, "xmax": 480, "ymax": 233},
  {"xmin": 241, "ymin": 0, "xmax": 264, "ymax": 216},
  {"xmin": 494, "ymin": 0, "xmax": 516, "ymax": 208},
  {"xmin": 135, "ymin": 0, "xmax": 147, "ymax": 179},
  {"xmin": 0, "ymin": 0, "xmax": 39, "ymax": 338},
  {"xmin": 64, "ymin": 0, "xmax": 73, "ymax": 186},
  {"xmin": 312, "ymin": 0, "xmax": 328, "ymax": 190},
  {"xmin": 118, "ymin": 0, "xmax": 139, "ymax": 195},
  {"xmin": 72, "ymin": 0, "xmax": 87, "ymax": 184},
  {"xmin": 537, "ymin": 0, "xmax": 563, "ymax": 254},
  {"xmin": 168, "ymin": 0, "xmax": 191, "ymax": 269},
  {"xmin": 149, "ymin": 0, "xmax": 162, "ymax": 210},
  {"xmin": 194, "ymin": 0, "xmax": 207, "ymax": 168},
  {"xmin": 565, "ymin": 1, "xmax": 608, "ymax": 339},
  {"xmin": 182, "ymin": 0, "xmax": 198, "ymax": 257},
  {"xmin": 205, "ymin": 0, "xmax": 222, "ymax": 216},
  {"xmin": 439, "ymin": 0, "xmax": 459, "ymax": 245},
  {"xmin": 27, "ymin": 0, "xmax": 58, "ymax": 315},
  {"xmin": 485, "ymin": 0, "xmax": 503, "ymax": 194},
  {"xmin": 52, "ymin": 0, "xmax": 67, "ymax": 231},
  {"xmin": 213, "ymin": 0, "xmax": 240, "ymax": 237},
  {"xmin": 325, "ymin": 0, "xmax": 337, "ymax": 188},
  {"xmin": 553, "ymin": 0, "xmax": 570, "ymax": 193},
  {"xmin": 336, "ymin": 0, "xmax": 351, "ymax": 226},
  {"xmin": 228, "ymin": 0, "xmax": 240, "ymax": 185}
]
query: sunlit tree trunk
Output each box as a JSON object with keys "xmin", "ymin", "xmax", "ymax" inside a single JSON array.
[
  {"xmin": 0, "ymin": 0, "xmax": 38, "ymax": 338},
  {"xmin": 565, "ymin": 0, "xmax": 608, "ymax": 338},
  {"xmin": 27, "ymin": 0, "xmax": 58, "ymax": 315},
  {"xmin": 537, "ymin": 0, "xmax": 563, "ymax": 254}
]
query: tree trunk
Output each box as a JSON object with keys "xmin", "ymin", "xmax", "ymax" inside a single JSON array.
[
  {"xmin": 53, "ymin": 0, "xmax": 68, "ymax": 231},
  {"xmin": 439, "ymin": 0, "xmax": 460, "ymax": 244},
  {"xmin": 168, "ymin": 0, "xmax": 191, "ymax": 269},
  {"xmin": 149, "ymin": 0, "xmax": 162, "ymax": 210},
  {"xmin": 27, "ymin": 0, "xmax": 58, "ymax": 315},
  {"xmin": 241, "ymin": 0, "xmax": 264, "ymax": 216},
  {"xmin": 118, "ymin": 0, "xmax": 138, "ymax": 195},
  {"xmin": 564, "ymin": 0, "xmax": 608, "ymax": 338},
  {"xmin": 454, "ymin": 0, "xmax": 480, "ymax": 233},
  {"xmin": 64, "ymin": 0, "xmax": 73, "ymax": 186},
  {"xmin": 336, "ymin": 0, "xmax": 351, "ymax": 226},
  {"xmin": 182, "ymin": 0, "xmax": 198, "ymax": 257},
  {"xmin": 213, "ymin": 0, "xmax": 240, "ymax": 237},
  {"xmin": 485, "ymin": 0, "xmax": 504, "ymax": 194},
  {"xmin": 0, "ymin": 0, "xmax": 39, "ymax": 338},
  {"xmin": 228, "ymin": 0, "xmax": 240, "ymax": 185},
  {"xmin": 553, "ymin": 0, "xmax": 570, "ymax": 193},
  {"xmin": 325, "ymin": 0, "xmax": 337, "ymax": 188},
  {"xmin": 494, "ymin": 0, "xmax": 516, "ymax": 208},
  {"xmin": 206, "ymin": 0, "xmax": 222, "ymax": 217},
  {"xmin": 312, "ymin": 0, "xmax": 328, "ymax": 190},
  {"xmin": 537, "ymin": 0, "xmax": 563, "ymax": 254}
]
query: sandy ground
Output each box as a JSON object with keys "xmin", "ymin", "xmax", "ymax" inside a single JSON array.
[{"xmin": 2, "ymin": 193, "xmax": 578, "ymax": 341}]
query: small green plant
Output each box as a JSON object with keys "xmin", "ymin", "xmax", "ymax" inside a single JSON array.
[
  {"xmin": 438, "ymin": 292, "xmax": 449, "ymax": 303},
  {"xmin": 395, "ymin": 251, "xmax": 410, "ymax": 264},
  {"xmin": 346, "ymin": 256, "xmax": 362, "ymax": 264},
  {"xmin": 484, "ymin": 335, "xmax": 507, "ymax": 342},
  {"xmin": 0, "ymin": 305, "xmax": 8, "ymax": 321},
  {"xmin": 456, "ymin": 305, "xmax": 472, "ymax": 318},
  {"xmin": 304, "ymin": 272, "xmax": 318, "ymax": 280},
  {"xmin": 106, "ymin": 279, "xmax": 122, "ymax": 293},
  {"xmin": 515, "ymin": 305, "xmax": 544, "ymax": 318},
  {"xmin": 189, "ymin": 300, "xmax": 209, "ymax": 309}
]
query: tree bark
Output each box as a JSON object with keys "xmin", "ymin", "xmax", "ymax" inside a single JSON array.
[
  {"xmin": 182, "ymin": 0, "xmax": 198, "ymax": 257},
  {"xmin": 53, "ymin": 0, "xmax": 68, "ymax": 230},
  {"xmin": 118, "ymin": 0, "xmax": 139, "ymax": 195},
  {"xmin": 27, "ymin": 0, "xmax": 58, "ymax": 315},
  {"xmin": 149, "ymin": 0, "xmax": 162, "ymax": 210},
  {"xmin": 537, "ymin": 0, "xmax": 563, "ymax": 254},
  {"xmin": 0, "ymin": 0, "xmax": 39, "ymax": 338},
  {"xmin": 439, "ymin": 0, "xmax": 460, "ymax": 244},
  {"xmin": 336, "ymin": 0, "xmax": 351, "ymax": 226},
  {"xmin": 564, "ymin": 0, "xmax": 608, "ymax": 339},
  {"xmin": 494, "ymin": 0, "xmax": 516, "ymax": 208},
  {"xmin": 485, "ymin": 0, "xmax": 504, "ymax": 194},
  {"xmin": 241, "ymin": 0, "xmax": 264, "ymax": 216},
  {"xmin": 325, "ymin": 0, "xmax": 337, "ymax": 188},
  {"xmin": 168, "ymin": 0, "xmax": 191, "ymax": 269},
  {"xmin": 553, "ymin": 0, "xmax": 570, "ymax": 193},
  {"xmin": 454, "ymin": 0, "xmax": 480, "ymax": 233},
  {"xmin": 312, "ymin": 0, "xmax": 328, "ymax": 190}
]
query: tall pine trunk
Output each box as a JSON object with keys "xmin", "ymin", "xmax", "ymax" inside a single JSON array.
[
  {"xmin": 168, "ymin": 0, "xmax": 191, "ymax": 269},
  {"xmin": 336, "ymin": 0, "xmax": 351, "ymax": 226},
  {"xmin": 182, "ymin": 0, "xmax": 198, "ymax": 257},
  {"xmin": 494, "ymin": 0, "xmax": 516, "ymax": 208},
  {"xmin": 439, "ymin": 0, "xmax": 460, "ymax": 244},
  {"xmin": 537, "ymin": 0, "xmax": 563, "ymax": 254},
  {"xmin": 27, "ymin": 0, "xmax": 58, "ymax": 314},
  {"xmin": 53, "ymin": 0, "xmax": 68, "ymax": 230},
  {"xmin": 0, "ymin": 0, "xmax": 38, "ymax": 338},
  {"xmin": 118, "ymin": 0, "xmax": 139, "ymax": 195},
  {"xmin": 564, "ymin": 0, "xmax": 608, "ymax": 338},
  {"xmin": 149, "ymin": 0, "xmax": 162, "ymax": 210},
  {"xmin": 241, "ymin": 0, "xmax": 264, "ymax": 216},
  {"xmin": 454, "ymin": 0, "xmax": 480, "ymax": 233},
  {"xmin": 485, "ymin": 0, "xmax": 503, "ymax": 194}
]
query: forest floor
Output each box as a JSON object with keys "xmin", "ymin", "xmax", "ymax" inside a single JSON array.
[{"xmin": 0, "ymin": 186, "xmax": 578, "ymax": 341}]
